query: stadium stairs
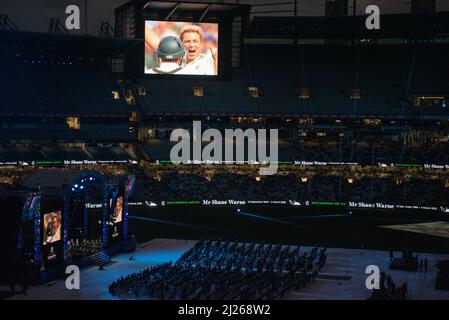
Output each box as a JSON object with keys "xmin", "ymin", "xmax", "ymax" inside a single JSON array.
[
  {"xmin": 90, "ymin": 251, "xmax": 112, "ymax": 267},
  {"xmin": 135, "ymin": 142, "xmax": 151, "ymax": 161},
  {"xmin": 81, "ymin": 145, "xmax": 94, "ymax": 160},
  {"xmin": 126, "ymin": 144, "xmax": 140, "ymax": 161}
]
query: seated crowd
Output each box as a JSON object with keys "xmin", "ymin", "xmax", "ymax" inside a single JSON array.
[
  {"xmin": 133, "ymin": 171, "xmax": 449, "ymax": 207},
  {"xmin": 109, "ymin": 240, "xmax": 327, "ymax": 300},
  {"xmin": 68, "ymin": 238, "xmax": 103, "ymax": 260},
  {"xmin": 367, "ymin": 272, "xmax": 408, "ymax": 300},
  {"xmin": 277, "ymin": 140, "xmax": 449, "ymax": 166}
]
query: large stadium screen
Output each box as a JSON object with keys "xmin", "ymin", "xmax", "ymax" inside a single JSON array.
[
  {"xmin": 144, "ymin": 21, "xmax": 219, "ymax": 76},
  {"xmin": 109, "ymin": 195, "xmax": 123, "ymax": 224},
  {"xmin": 42, "ymin": 210, "xmax": 62, "ymax": 245},
  {"xmin": 114, "ymin": 196, "xmax": 123, "ymax": 224}
]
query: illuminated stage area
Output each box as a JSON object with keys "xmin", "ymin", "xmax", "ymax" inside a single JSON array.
[
  {"xmin": 7, "ymin": 239, "xmax": 193, "ymax": 300},
  {"xmin": 7, "ymin": 239, "xmax": 449, "ymax": 300}
]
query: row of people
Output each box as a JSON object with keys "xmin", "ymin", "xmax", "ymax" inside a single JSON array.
[
  {"xmin": 368, "ymin": 272, "xmax": 408, "ymax": 300},
  {"xmin": 133, "ymin": 172, "xmax": 449, "ymax": 207},
  {"xmin": 68, "ymin": 238, "xmax": 103, "ymax": 259},
  {"xmin": 109, "ymin": 240, "xmax": 327, "ymax": 300}
]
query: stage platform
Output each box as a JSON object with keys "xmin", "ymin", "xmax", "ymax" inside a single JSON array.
[{"xmin": 7, "ymin": 239, "xmax": 449, "ymax": 300}]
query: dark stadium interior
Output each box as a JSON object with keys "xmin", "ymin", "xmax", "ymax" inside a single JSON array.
[{"xmin": 1, "ymin": 0, "xmax": 449, "ymax": 302}]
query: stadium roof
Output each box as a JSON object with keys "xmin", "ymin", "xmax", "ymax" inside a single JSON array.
[
  {"xmin": 0, "ymin": 30, "xmax": 138, "ymax": 53},
  {"xmin": 116, "ymin": 0, "xmax": 251, "ymax": 20},
  {"xmin": 119, "ymin": 0, "xmax": 250, "ymax": 13},
  {"xmin": 246, "ymin": 12, "xmax": 449, "ymax": 39},
  {"xmin": 22, "ymin": 169, "xmax": 82, "ymax": 189}
]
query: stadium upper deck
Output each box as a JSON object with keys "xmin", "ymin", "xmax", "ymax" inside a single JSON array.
[
  {"xmin": 0, "ymin": 7, "xmax": 448, "ymax": 145},
  {"xmin": 135, "ymin": 43, "xmax": 449, "ymax": 116}
]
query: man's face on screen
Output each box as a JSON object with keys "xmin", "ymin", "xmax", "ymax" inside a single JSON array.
[
  {"xmin": 182, "ymin": 32, "xmax": 202, "ymax": 63},
  {"xmin": 52, "ymin": 215, "xmax": 60, "ymax": 229}
]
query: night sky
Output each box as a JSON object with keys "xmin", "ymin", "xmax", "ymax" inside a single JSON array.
[
  {"xmin": 2, "ymin": 0, "xmax": 448, "ymax": 35},
  {"xmin": 1, "ymin": 0, "xmax": 128, "ymax": 35}
]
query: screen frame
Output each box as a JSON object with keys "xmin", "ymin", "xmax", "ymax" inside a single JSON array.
[
  {"xmin": 138, "ymin": 19, "xmax": 230, "ymax": 80},
  {"xmin": 42, "ymin": 210, "xmax": 62, "ymax": 246}
]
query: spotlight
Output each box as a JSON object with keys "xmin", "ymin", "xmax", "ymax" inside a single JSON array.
[
  {"xmin": 236, "ymin": 208, "xmax": 241, "ymax": 213},
  {"xmin": 74, "ymin": 184, "xmax": 78, "ymax": 188}
]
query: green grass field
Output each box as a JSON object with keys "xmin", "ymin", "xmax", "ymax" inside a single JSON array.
[{"xmin": 127, "ymin": 205, "xmax": 449, "ymax": 254}]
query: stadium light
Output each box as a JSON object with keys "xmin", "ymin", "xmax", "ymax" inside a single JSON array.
[
  {"xmin": 193, "ymin": 86, "xmax": 204, "ymax": 97},
  {"xmin": 248, "ymin": 87, "xmax": 259, "ymax": 98}
]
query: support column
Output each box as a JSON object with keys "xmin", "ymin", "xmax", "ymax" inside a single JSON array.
[
  {"xmin": 63, "ymin": 191, "xmax": 70, "ymax": 261},
  {"xmin": 123, "ymin": 177, "xmax": 132, "ymax": 240},
  {"xmin": 102, "ymin": 184, "xmax": 110, "ymax": 248},
  {"xmin": 34, "ymin": 196, "xmax": 42, "ymax": 265},
  {"xmin": 83, "ymin": 191, "xmax": 89, "ymax": 237}
]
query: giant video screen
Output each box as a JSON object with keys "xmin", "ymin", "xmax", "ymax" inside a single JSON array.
[
  {"xmin": 113, "ymin": 196, "xmax": 123, "ymax": 224},
  {"xmin": 42, "ymin": 210, "xmax": 62, "ymax": 245},
  {"xmin": 144, "ymin": 21, "xmax": 219, "ymax": 76}
]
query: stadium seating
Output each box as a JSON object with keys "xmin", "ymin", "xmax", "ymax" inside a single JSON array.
[
  {"xmin": 128, "ymin": 166, "xmax": 449, "ymax": 207},
  {"xmin": 134, "ymin": 44, "xmax": 449, "ymax": 116},
  {"xmin": 0, "ymin": 57, "xmax": 125, "ymax": 116},
  {"xmin": 109, "ymin": 240, "xmax": 326, "ymax": 300}
]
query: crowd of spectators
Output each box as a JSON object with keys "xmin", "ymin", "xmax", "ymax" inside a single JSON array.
[
  {"xmin": 0, "ymin": 139, "xmax": 448, "ymax": 208},
  {"xmin": 109, "ymin": 240, "xmax": 327, "ymax": 300},
  {"xmin": 133, "ymin": 171, "xmax": 449, "ymax": 207},
  {"xmin": 280, "ymin": 140, "xmax": 449, "ymax": 165},
  {"xmin": 367, "ymin": 272, "xmax": 408, "ymax": 300},
  {"xmin": 68, "ymin": 238, "xmax": 103, "ymax": 260}
]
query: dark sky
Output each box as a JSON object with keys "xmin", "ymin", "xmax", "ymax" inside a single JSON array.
[
  {"xmin": 2, "ymin": 0, "xmax": 448, "ymax": 35},
  {"xmin": 1, "ymin": 0, "xmax": 129, "ymax": 35}
]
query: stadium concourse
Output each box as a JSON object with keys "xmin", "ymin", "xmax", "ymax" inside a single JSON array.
[{"xmin": 1, "ymin": 0, "xmax": 449, "ymax": 302}]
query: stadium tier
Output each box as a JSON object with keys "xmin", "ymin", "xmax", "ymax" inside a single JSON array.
[
  {"xmin": 0, "ymin": 31, "xmax": 134, "ymax": 143},
  {"xmin": 135, "ymin": 43, "xmax": 449, "ymax": 115}
]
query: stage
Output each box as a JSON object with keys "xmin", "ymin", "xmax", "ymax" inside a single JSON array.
[{"xmin": 7, "ymin": 239, "xmax": 449, "ymax": 300}]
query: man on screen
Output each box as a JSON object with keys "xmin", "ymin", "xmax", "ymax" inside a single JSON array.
[
  {"xmin": 43, "ymin": 213, "xmax": 61, "ymax": 245},
  {"xmin": 179, "ymin": 25, "xmax": 217, "ymax": 76},
  {"xmin": 114, "ymin": 196, "xmax": 123, "ymax": 223},
  {"xmin": 148, "ymin": 36, "xmax": 186, "ymax": 74}
]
